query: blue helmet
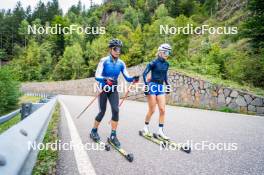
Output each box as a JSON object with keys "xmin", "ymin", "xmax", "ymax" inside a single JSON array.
[{"xmin": 108, "ymin": 39, "xmax": 123, "ymax": 48}]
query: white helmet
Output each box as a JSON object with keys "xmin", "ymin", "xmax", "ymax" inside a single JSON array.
[{"xmin": 158, "ymin": 43, "xmax": 172, "ymax": 52}]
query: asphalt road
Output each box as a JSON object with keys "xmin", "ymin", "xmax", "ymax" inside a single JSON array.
[{"xmin": 57, "ymin": 95, "xmax": 264, "ymax": 175}]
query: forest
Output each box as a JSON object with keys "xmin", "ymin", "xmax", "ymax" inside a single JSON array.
[{"xmin": 0, "ymin": 0, "xmax": 263, "ymax": 113}]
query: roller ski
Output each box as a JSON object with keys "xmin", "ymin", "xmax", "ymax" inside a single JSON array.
[
  {"xmin": 107, "ymin": 136, "xmax": 134, "ymax": 162},
  {"xmin": 153, "ymin": 131, "xmax": 191, "ymax": 153},
  {"xmin": 90, "ymin": 130, "xmax": 110, "ymax": 151},
  {"xmin": 138, "ymin": 129, "xmax": 166, "ymax": 148}
]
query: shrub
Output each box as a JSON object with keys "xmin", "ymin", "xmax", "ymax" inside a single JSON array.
[{"xmin": 0, "ymin": 68, "xmax": 21, "ymax": 115}]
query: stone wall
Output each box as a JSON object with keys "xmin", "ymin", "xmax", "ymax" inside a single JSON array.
[{"xmin": 21, "ymin": 64, "xmax": 264, "ymax": 116}]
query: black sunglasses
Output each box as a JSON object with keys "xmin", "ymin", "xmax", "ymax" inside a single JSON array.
[{"xmin": 112, "ymin": 47, "xmax": 121, "ymax": 53}]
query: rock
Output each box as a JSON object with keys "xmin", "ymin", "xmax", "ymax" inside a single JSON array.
[
  {"xmin": 201, "ymin": 94, "xmax": 210, "ymax": 105},
  {"xmin": 204, "ymin": 81, "xmax": 212, "ymax": 89},
  {"xmin": 212, "ymin": 91, "xmax": 218, "ymax": 97},
  {"xmin": 191, "ymin": 96, "xmax": 195, "ymax": 102},
  {"xmin": 192, "ymin": 81, "xmax": 199, "ymax": 91},
  {"xmin": 230, "ymin": 90, "xmax": 239, "ymax": 98},
  {"xmin": 248, "ymin": 105, "xmax": 256, "ymax": 112},
  {"xmin": 225, "ymin": 97, "xmax": 232, "ymax": 104},
  {"xmin": 209, "ymin": 97, "xmax": 217, "ymax": 108},
  {"xmin": 179, "ymin": 76, "xmax": 183, "ymax": 82},
  {"xmin": 201, "ymin": 90, "xmax": 205, "ymax": 94},
  {"xmin": 240, "ymin": 107, "xmax": 247, "ymax": 113},
  {"xmin": 224, "ymin": 88, "xmax": 231, "ymax": 97},
  {"xmin": 218, "ymin": 88, "xmax": 223, "ymax": 94},
  {"xmin": 228, "ymin": 102, "xmax": 239, "ymax": 110},
  {"xmin": 200, "ymin": 80, "xmax": 204, "ymax": 89},
  {"xmin": 244, "ymin": 95, "xmax": 253, "ymax": 104},
  {"xmin": 235, "ymin": 95, "xmax": 247, "ymax": 107},
  {"xmin": 217, "ymin": 93, "xmax": 226, "ymax": 105},
  {"xmin": 257, "ymin": 107, "xmax": 264, "ymax": 115},
  {"xmin": 251, "ymin": 98, "xmax": 263, "ymax": 106}
]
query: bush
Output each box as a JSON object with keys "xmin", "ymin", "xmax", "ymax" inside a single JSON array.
[{"xmin": 0, "ymin": 68, "xmax": 21, "ymax": 115}]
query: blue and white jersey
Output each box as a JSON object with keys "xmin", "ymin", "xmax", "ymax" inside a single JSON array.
[{"xmin": 95, "ymin": 55, "xmax": 134, "ymax": 86}]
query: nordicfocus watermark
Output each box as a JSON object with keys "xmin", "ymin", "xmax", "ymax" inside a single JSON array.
[
  {"xmin": 160, "ymin": 140, "xmax": 238, "ymax": 151},
  {"xmin": 28, "ymin": 24, "xmax": 105, "ymax": 35},
  {"xmin": 93, "ymin": 81, "xmax": 171, "ymax": 94},
  {"xmin": 28, "ymin": 140, "xmax": 106, "ymax": 151},
  {"xmin": 160, "ymin": 24, "xmax": 238, "ymax": 35}
]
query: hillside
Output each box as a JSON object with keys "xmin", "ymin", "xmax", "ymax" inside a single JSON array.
[{"xmin": 0, "ymin": 0, "xmax": 263, "ymax": 92}]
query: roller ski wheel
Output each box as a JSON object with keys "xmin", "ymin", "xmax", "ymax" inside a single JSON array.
[
  {"xmin": 180, "ymin": 144, "xmax": 191, "ymax": 154},
  {"xmin": 105, "ymin": 144, "xmax": 111, "ymax": 151},
  {"xmin": 107, "ymin": 137, "xmax": 134, "ymax": 163},
  {"xmin": 126, "ymin": 153, "xmax": 134, "ymax": 162}
]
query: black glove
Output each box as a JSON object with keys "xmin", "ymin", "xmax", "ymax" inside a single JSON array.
[{"xmin": 133, "ymin": 75, "xmax": 140, "ymax": 83}]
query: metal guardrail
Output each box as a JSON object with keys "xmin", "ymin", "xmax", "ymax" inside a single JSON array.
[
  {"xmin": 0, "ymin": 109, "xmax": 21, "ymax": 124},
  {"xmin": 0, "ymin": 103, "xmax": 45, "ymax": 125},
  {"xmin": 0, "ymin": 97, "xmax": 57, "ymax": 175},
  {"xmin": 24, "ymin": 92, "xmax": 56, "ymax": 98}
]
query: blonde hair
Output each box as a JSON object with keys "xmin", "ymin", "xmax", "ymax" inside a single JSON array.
[{"xmin": 156, "ymin": 51, "xmax": 162, "ymax": 57}]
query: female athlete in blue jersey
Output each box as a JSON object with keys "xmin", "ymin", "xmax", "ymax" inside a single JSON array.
[
  {"xmin": 142, "ymin": 43, "xmax": 172, "ymax": 140},
  {"xmin": 90, "ymin": 39, "xmax": 139, "ymax": 147}
]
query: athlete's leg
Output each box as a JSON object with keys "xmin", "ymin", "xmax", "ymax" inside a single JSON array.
[
  {"xmin": 156, "ymin": 94, "xmax": 169, "ymax": 139},
  {"xmin": 90, "ymin": 92, "xmax": 108, "ymax": 141},
  {"xmin": 156, "ymin": 94, "xmax": 166, "ymax": 124},
  {"xmin": 93, "ymin": 92, "xmax": 108, "ymax": 128},
  {"xmin": 145, "ymin": 95, "xmax": 157, "ymax": 123},
  {"xmin": 108, "ymin": 90, "xmax": 121, "ymax": 147},
  {"xmin": 108, "ymin": 90, "xmax": 119, "ymax": 130}
]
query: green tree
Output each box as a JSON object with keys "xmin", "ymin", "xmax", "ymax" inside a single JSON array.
[
  {"xmin": 0, "ymin": 67, "xmax": 20, "ymax": 114},
  {"xmin": 123, "ymin": 25, "xmax": 144, "ymax": 66},
  {"xmin": 165, "ymin": 0, "xmax": 181, "ymax": 17},
  {"xmin": 53, "ymin": 43, "xmax": 87, "ymax": 80},
  {"xmin": 123, "ymin": 6, "xmax": 140, "ymax": 28},
  {"xmin": 84, "ymin": 35, "xmax": 110, "ymax": 76},
  {"xmin": 18, "ymin": 19, "xmax": 30, "ymax": 47},
  {"xmin": 10, "ymin": 40, "xmax": 42, "ymax": 81},
  {"xmin": 243, "ymin": 0, "xmax": 264, "ymax": 50},
  {"xmin": 154, "ymin": 4, "xmax": 169, "ymax": 20}
]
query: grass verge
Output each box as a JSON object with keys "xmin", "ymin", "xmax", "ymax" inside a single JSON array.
[
  {"xmin": 0, "ymin": 95, "xmax": 43, "ymax": 134},
  {"xmin": 32, "ymin": 103, "xmax": 60, "ymax": 175},
  {"xmin": 0, "ymin": 114, "xmax": 21, "ymax": 134},
  {"xmin": 19, "ymin": 95, "xmax": 42, "ymax": 105}
]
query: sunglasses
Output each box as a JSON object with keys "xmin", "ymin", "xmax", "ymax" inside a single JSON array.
[
  {"xmin": 112, "ymin": 47, "xmax": 121, "ymax": 53},
  {"xmin": 164, "ymin": 50, "xmax": 171, "ymax": 56}
]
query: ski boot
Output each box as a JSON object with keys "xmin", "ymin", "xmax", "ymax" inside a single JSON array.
[
  {"xmin": 109, "ymin": 135, "xmax": 121, "ymax": 148},
  {"xmin": 158, "ymin": 128, "xmax": 170, "ymax": 140},
  {"xmin": 90, "ymin": 130, "xmax": 100, "ymax": 142}
]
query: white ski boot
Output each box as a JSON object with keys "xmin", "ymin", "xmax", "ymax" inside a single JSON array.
[
  {"xmin": 143, "ymin": 125, "xmax": 151, "ymax": 136},
  {"xmin": 158, "ymin": 128, "xmax": 170, "ymax": 140}
]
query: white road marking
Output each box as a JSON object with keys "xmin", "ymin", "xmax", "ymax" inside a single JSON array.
[{"xmin": 59, "ymin": 97, "xmax": 96, "ymax": 175}]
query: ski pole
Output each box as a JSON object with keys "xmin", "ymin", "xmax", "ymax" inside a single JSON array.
[
  {"xmin": 119, "ymin": 82, "xmax": 135, "ymax": 107},
  {"xmin": 76, "ymin": 91, "xmax": 103, "ymax": 119}
]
